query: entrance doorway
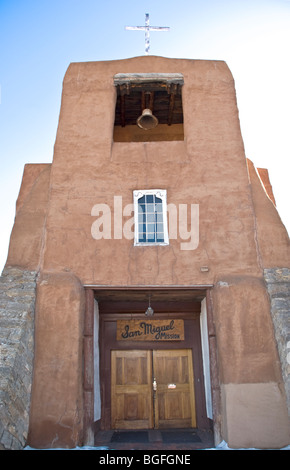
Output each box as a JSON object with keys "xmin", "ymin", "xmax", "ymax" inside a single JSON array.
[
  {"xmin": 83, "ymin": 288, "xmax": 219, "ymax": 446},
  {"xmin": 111, "ymin": 349, "xmax": 196, "ymax": 429}
]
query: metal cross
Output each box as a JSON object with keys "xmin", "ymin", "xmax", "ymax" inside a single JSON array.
[{"xmin": 125, "ymin": 13, "xmax": 170, "ymax": 55}]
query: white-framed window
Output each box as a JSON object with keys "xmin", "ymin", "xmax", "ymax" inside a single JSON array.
[{"xmin": 133, "ymin": 189, "xmax": 169, "ymax": 246}]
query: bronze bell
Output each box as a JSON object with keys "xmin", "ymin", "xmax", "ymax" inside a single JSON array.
[{"xmin": 136, "ymin": 108, "xmax": 159, "ymax": 130}]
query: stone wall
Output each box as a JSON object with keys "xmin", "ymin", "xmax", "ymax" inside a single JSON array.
[
  {"xmin": 0, "ymin": 267, "xmax": 37, "ymax": 450},
  {"xmin": 264, "ymin": 268, "xmax": 290, "ymax": 415}
]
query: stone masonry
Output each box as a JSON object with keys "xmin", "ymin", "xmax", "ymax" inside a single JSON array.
[
  {"xmin": 0, "ymin": 267, "xmax": 37, "ymax": 450},
  {"xmin": 264, "ymin": 268, "xmax": 290, "ymax": 416}
]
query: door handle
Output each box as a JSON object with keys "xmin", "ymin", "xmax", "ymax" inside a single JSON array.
[{"xmin": 153, "ymin": 378, "xmax": 157, "ymax": 391}]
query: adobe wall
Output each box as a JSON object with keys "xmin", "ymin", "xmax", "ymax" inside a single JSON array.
[
  {"xmin": 3, "ymin": 56, "xmax": 290, "ymax": 448},
  {"xmin": 41, "ymin": 57, "xmax": 264, "ymax": 283},
  {"xmin": 6, "ymin": 164, "xmax": 51, "ymax": 270},
  {"xmin": 27, "ymin": 271, "xmax": 85, "ymax": 449}
]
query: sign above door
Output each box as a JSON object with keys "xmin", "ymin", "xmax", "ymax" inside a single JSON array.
[{"xmin": 117, "ymin": 319, "xmax": 184, "ymax": 341}]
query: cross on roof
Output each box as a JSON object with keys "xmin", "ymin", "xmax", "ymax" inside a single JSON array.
[{"xmin": 125, "ymin": 13, "xmax": 170, "ymax": 55}]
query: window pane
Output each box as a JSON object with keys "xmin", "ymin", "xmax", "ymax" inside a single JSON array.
[
  {"xmin": 147, "ymin": 232, "xmax": 156, "ymax": 242},
  {"xmin": 146, "ymin": 194, "xmax": 154, "ymax": 203},
  {"xmin": 138, "ymin": 203, "xmax": 146, "ymax": 213},
  {"xmin": 155, "ymin": 203, "xmax": 162, "ymax": 213},
  {"xmin": 147, "ymin": 223, "xmax": 155, "ymax": 233},
  {"xmin": 146, "ymin": 203, "xmax": 154, "ymax": 213},
  {"xmin": 147, "ymin": 213, "xmax": 155, "ymax": 223},
  {"xmin": 139, "ymin": 223, "xmax": 146, "ymax": 233},
  {"xmin": 156, "ymin": 234, "xmax": 165, "ymax": 242}
]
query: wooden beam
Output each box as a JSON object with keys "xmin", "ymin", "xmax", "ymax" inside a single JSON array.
[
  {"xmin": 114, "ymin": 73, "xmax": 184, "ymax": 88},
  {"xmin": 120, "ymin": 94, "xmax": 126, "ymax": 127},
  {"xmin": 168, "ymin": 92, "xmax": 175, "ymax": 126},
  {"xmin": 141, "ymin": 91, "xmax": 146, "ymax": 112},
  {"xmin": 142, "ymin": 91, "xmax": 154, "ymax": 112},
  {"xmin": 148, "ymin": 91, "xmax": 154, "ymax": 112}
]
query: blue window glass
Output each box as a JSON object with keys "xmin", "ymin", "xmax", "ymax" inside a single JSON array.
[
  {"xmin": 146, "ymin": 203, "xmax": 154, "ymax": 213},
  {"xmin": 156, "ymin": 234, "xmax": 165, "ymax": 243},
  {"xmin": 137, "ymin": 193, "xmax": 165, "ymax": 243},
  {"xmin": 147, "ymin": 232, "xmax": 156, "ymax": 242},
  {"xmin": 139, "ymin": 233, "xmax": 146, "ymax": 242},
  {"xmin": 147, "ymin": 213, "xmax": 155, "ymax": 223},
  {"xmin": 146, "ymin": 194, "xmax": 154, "ymax": 203},
  {"xmin": 138, "ymin": 203, "xmax": 146, "ymax": 213}
]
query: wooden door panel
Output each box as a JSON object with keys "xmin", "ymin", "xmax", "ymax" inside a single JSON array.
[
  {"xmin": 153, "ymin": 349, "xmax": 196, "ymax": 428},
  {"xmin": 111, "ymin": 350, "xmax": 153, "ymax": 429},
  {"xmin": 111, "ymin": 349, "xmax": 196, "ymax": 430}
]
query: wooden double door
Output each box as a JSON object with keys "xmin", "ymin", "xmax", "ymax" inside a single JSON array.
[{"xmin": 111, "ymin": 349, "xmax": 196, "ymax": 429}]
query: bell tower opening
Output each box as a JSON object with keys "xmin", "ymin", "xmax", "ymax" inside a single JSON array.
[{"xmin": 113, "ymin": 73, "xmax": 184, "ymax": 142}]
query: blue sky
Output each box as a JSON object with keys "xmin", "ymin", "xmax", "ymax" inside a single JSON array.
[{"xmin": 0, "ymin": 0, "xmax": 289, "ymax": 271}]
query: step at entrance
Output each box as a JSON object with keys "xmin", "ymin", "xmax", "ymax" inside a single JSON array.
[{"xmin": 110, "ymin": 429, "xmax": 202, "ymax": 444}]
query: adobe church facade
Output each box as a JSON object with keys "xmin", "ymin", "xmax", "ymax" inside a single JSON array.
[{"xmin": 0, "ymin": 56, "xmax": 289, "ymax": 449}]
